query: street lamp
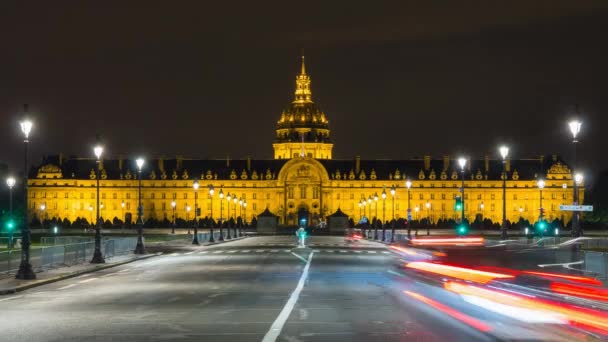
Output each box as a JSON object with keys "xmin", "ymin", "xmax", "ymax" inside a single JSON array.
[
  {"xmin": 210, "ymin": 185, "xmax": 221, "ymax": 241},
  {"xmin": 390, "ymin": 185, "xmax": 396, "ymax": 242},
  {"xmin": 232, "ymin": 194, "xmax": 238, "ymax": 237},
  {"xmin": 458, "ymin": 157, "xmax": 467, "ymax": 229},
  {"xmin": 425, "ymin": 201, "xmax": 431, "ymax": 236},
  {"xmin": 15, "ymin": 108, "xmax": 35, "ymax": 279},
  {"xmin": 243, "ymin": 200, "xmax": 247, "ymax": 226},
  {"xmin": 373, "ymin": 193, "xmax": 379, "ymax": 240},
  {"xmin": 538, "ymin": 179, "xmax": 545, "ymax": 235},
  {"xmin": 220, "ymin": 189, "xmax": 229, "ymax": 239},
  {"xmin": 358, "ymin": 201, "xmax": 362, "ymax": 221},
  {"xmin": 499, "ymin": 145, "xmax": 509, "ymax": 240},
  {"xmin": 381, "ymin": 189, "xmax": 387, "ymax": 241},
  {"xmin": 40, "ymin": 204, "xmax": 46, "ymax": 230},
  {"xmin": 192, "ymin": 181, "xmax": 200, "ymax": 245},
  {"xmin": 405, "ymin": 180, "xmax": 412, "ymax": 239},
  {"xmin": 171, "ymin": 200, "xmax": 176, "ymax": 234},
  {"xmin": 90, "ymin": 144, "xmax": 105, "ymax": 264},
  {"xmin": 134, "ymin": 157, "xmax": 145, "ymax": 254},
  {"xmin": 121, "ymin": 200, "xmax": 125, "ymax": 228},
  {"xmin": 569, "ymin": 119, "xmax": 582, "ymax": 237},
  {"xmin": 480, "ymin": 202, "xmax": 485, "ymax": 229},
  {"xmin": 6, "ymin": 177, "xmax": 16, "ymax": 248}
]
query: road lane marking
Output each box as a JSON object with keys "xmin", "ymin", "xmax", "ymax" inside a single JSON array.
[
  {"xmin": 255, "ymin": 249, "xmax": 265, "ymax": 253},
  {"xmin": 382, "ymin": 251, "xmax": 390, "ymax": 254},
  {"xmin": 387, "ymin": 269, "xmax": 406, "ymax": 277},
  {"xmin": 354, "ymin": 251, "xmax": 362, "ymax": 253},
  {"xmin": 339, "ymin": 250, "xmax": 347, "ymax": 253},
  {"xmin": 199, "ymin": 251, "xmax": 208, "ymax": 254},
  {"xmin": 170, "ymin": 253, "xmax": 179, "ymax": 256},
  {"xmin": 185, "ymin": 251, "xmax": 195, "ymax": 255},
  {"xmin": 57, "ymin": 284, "xmax": 78, "ymax": 290},
  {"xmin": 241, "ymin": 250, "xmax": 251, "ymax": 253},
  {"xmin": 313, "ymin": 249, "xmax": 320, "ymax": 253},
  {"xmin": 271, "ymin": 249, "xmax": 279, "ymax": 253},
  {"xmin": 78, "ymin": 278, "xmax": 98, "ymax": 284},
  {"xmin": 290, "ymin": 252, "xmax": 308, "ymax": 263},
  {"xmin": 0, "ymin": 296, "xmax": 23, "ymax": 302},
  {"xmin": 227, "ymin": 250, "xmax": 238, "ymax": 253},
  {"xmin": 326, "ymin": 250, "xmax": 334, "ymax": 253},
  {"xmin": 367, "ymin": 251, "xmax": 377, "ymax": 254},
  {"xmin": 212, "ymin": 251, "xmax": 223, "ymax": 254},
  {"xmin": 283, "ymin": 250, "xmax": 291, "ymax": 252},
  {"xmin": 101, "ymin": 272, "xmax": 118, "ymax": 278},
  {"xmin": 118, "ymin": 269, "xmax": 131, "ymax": 273},
  {"xmin": 262, "ymin": 252, "xmax": 314, "ymax": 342}
]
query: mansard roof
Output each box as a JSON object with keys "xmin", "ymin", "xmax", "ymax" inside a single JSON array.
[{"xmin": 32, "ymin": 155, "xmax": 571, "ymax": 182}]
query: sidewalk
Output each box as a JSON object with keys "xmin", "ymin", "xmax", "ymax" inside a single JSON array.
[
  {"xmin": 0, "ymin": 235, "xmax": 248, "ymax": 295},
  {"xmin": 0, "ymin": 253, "xmax": 158, "ymax": 295}
]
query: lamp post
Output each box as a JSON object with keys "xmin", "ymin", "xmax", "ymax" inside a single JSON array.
[
  {"xmin": 238, "ymin": 198, "xmax": 243, "ymax": 237},
  {"xmin": 171, "ymin": 200, "xmax": 176, "ymax": 234},
  {"xmin": 121, "ymin": 200, "xmax": 125, "ymax": 228},
  {"xmin": 134, "ymin": 158, "xmax": 145, "ymax": 254},
  {"xmin": 233, "ymin": 194, "xmax": 238, "ymax": 237},
  {"xmin": 367, "ymin": 196, "xmax": 372, "ymax": 239},
  {"xmin": 210, "ymin": 185, "xmax": 222, "ymax": 241},
  {"xmin": 88, "ymin": 205, "xmax": 93, "ymax": 225},
  {"xmin": 373, "ymin": 193, "xmax": 379, "ymax": 240},
  {"xmin": 381, "ymin": 189, "xmax": 386, "ymax": 241},
  {"xmin": 220, "ymin": 189, "xmax": 229, "ymax": 239},
  {"xmin": 6, "ymin": 177, "xmax": 16, "ymax": 248},
  {"xmin": 425, "ymin": 201, "xmax": 431, "ymax": 235},
  {"xmin": 16, "ymin": 111, "xmax": 35, "ymax": 280},
  {"xmin": 40, "ymin": 204, "xmax": 46, "ymax": 230},
  {"xmin": 499, "ymin": 145, "xmax": 509, "ymax": 240},
  {"xmin": 243, "ymin": 200, "xmax": 247, "ymax": 225},
  {"xmin": 358, "ymin": 201, "xmax": 362, "ymax": 221},
  {"xmin": 480, "ymin": 202, "xmax": 485, "ymax": 229},
  {"xmin": 538, "ymin": 179, "xmax": 545, "ymax": 236},
  {"xmin": 569, "ymin": 120, "xmax": 582, "ymax": 237},
  {"xmin": 458, "ymin": 157, "xmax": 466, "ymax": 229},
  {"xmin": 90, "ymin": 144, "xmax": 105, "ymax": 264},
  {"xmin": 574, "ymin": 173, "xmax": 584, "ymax": 236},
  {"xmin": 390, "ymin": 185, "xmax": 396, "ymax": 242},
  {"xmin": 406, "ymin": 180, "xmax": 412, "ymax": 239},
  {"xmin": 192, "ymin": 181, "xmax": 200, "ymax": 245},
  {"xmin": 186, "ymin": 205, "xmax": 191, "ymax": 234}
]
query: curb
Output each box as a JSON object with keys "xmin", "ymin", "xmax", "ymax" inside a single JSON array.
[{"xmin": 0, "ymin": 253, "xmax": 160, "ymax": 296}]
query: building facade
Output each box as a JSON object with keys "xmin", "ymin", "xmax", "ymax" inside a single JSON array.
[{"xmin": 27, "ymin": 57, "xmax": 582, "ymax": 227}]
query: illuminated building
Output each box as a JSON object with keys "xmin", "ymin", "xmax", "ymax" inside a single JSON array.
[{"xmin": 27, "ymin": 57, "xmax": 582, "ymax": 227}]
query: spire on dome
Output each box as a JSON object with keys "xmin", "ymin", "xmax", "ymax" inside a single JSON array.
[{"xmin": 294, "ymin": 55, "xmax": 312, "ymax": 103}]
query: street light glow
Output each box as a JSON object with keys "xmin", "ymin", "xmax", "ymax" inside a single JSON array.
[
  {"xmin": 209, "ymin": 184, "xmax": 214, "ymax": 196},
  {"xmin": 381, "ymin": 189, "xmax": 386, "ymax": 200},
  {"xmin": 457, "ymin": 157, "xmax": 466, "ymax": 170},
  {"xmin": 171, "ymin": 200, "xmax": 176, "ymax": 208},
  {"xmin": 20, "ymin": 119, "xmax": 33, "ymax": 139},
  {"xmin": 499, "ymin": 145, "xmax": 509, "ymax": 160},
  {"xmin": 405, "ymin": 180, "xmax": 412, "ymax": 189},
  {"xmin": 569, "ymin": 120, "xmax": 582, "ymax": 140},
  {"xmin": 537, "ymin": 179, "xmax": 545, "ymax": 189},
  {"xmin": 136, "ymin": 158, "xmax": 145, "ymax": 170},
  {"xmin": 6, "ymin": 177, "xmax": 16, "ymax": 188},
  {"xmin": 390, "ymin": 185, "xmax": 396, "ymax": 196},
  {"xmin": 219, "ymin": 189, "xmax": 224, "ymax": 199},
  {"xmin": 40, "ymin": 204, "xmax": 46, "ymax": 210},
  {"xmin": 574, "ymin": 173, "xmax": 583, "ymax": 185},
  {"xmin": 93, "ymin": 145, "xmax": 103, "ymax": 159},
  {"xmin": 193, "ymin": 180, "xmax": 199, "ymax": 190}
]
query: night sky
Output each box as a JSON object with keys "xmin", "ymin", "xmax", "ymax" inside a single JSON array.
[{"xmin": 1, "ymin": 2, "xmax": 606, "ymax": 182}]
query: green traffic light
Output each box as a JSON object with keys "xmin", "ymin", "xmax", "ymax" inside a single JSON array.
[
  {"xmin": 6, "ymin": 220, "xmax": 15, "ymax": 231},
  {"xmin": 457, "ymin": 224, "xmax": 468, "ymax": 235}
]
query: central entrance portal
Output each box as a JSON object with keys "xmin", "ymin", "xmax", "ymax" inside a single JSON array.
[{"xmin": 297, "ymin": 205, "xmax": 310, "ymax": 227}]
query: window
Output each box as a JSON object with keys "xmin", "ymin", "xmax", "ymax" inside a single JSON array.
[
  {"xmin": 183, "ymin": 193, "xmax": 188, "ymax": 199},
  {"xmin": 313, "ymin": 187, "xmax": 319, "ymax": 199},
  {"xmin": 162, "ymin": 193, "xmax": 166, "ymax": 199},
  {"xmin": 151, "ymin": 193, "xmax": 155, "ymax": 199},
  {"xmin": 513, "ymin": 194, "xmax": 517, "ymax": 200},
  {"xmin": 491, "ymin": 194, "xmax": 495, "ymax": 200},
  {"xmin": 419, "ymin": 193, "xmax": 423, "ymax": 200},
  {"xmin": 477, "ymin": 194, "xmax": 482, "ymax": 200},
  {"xmin": 173, "ymin": 193, "xmax": 177, "ymax": 199},
  {"xmin": 491, "ymin": 204, "xmax": 495, "ymax": 211},
  {"xmin": 253, "ymin": 203, "xmax": 257, "ymax": 211},
  {"xmin": 102, "ymin": 193, "xmax": 106, "ymax": 199},
  {"xmin": 253, "ymin": 193, "xmax": 257, "ymax": 199},
  {"xmin": 162, "ymin": 203, "xmax": 166, "ymax": 210},
  {"xmin": 562, "ymin": 193, "xmax": 567, "ymax": 200},
  {"xmin": 441, "ymin": 194, "xmax": 446, "ymax": 200},
  {"xmin": 336, "ymin": 193, "xmax": 340, "ymax": 200},
  {"xmin": 64, "ymin": 203, "xmax": 69, "ymax": 210},
  {"xmin": 126, "ymin": 203, "xmax": 131, "ymax": 210},
  {"xmin": 91, "ymin": 193, "xmax": 94, "ymax": 199},
  {"xmin": 113, "ymin": 193, "xmax": 117, "ymax": 199},
  {"xmin": 42, "ymin": 192, "xmax": 46, "ymax": 198},
  {"xmin": 32, "ymin": 192, "xmax": 36, "ymax": 198},
  {"xmin": 242, "ymin": 194, "xmax": 246, "ymax": 200},
  {"xmin": 552, "ymin": 193, "xmax": 556, "ymax": 199},
  {"xmin": 126, "ymin": 193, "xmax": 131, "ymax": 199},
  {"xmin": 350, "ymin": 193, "xmax": 354, "ymax": 200},
  {"xmin": 288, "ymin": 187, "xmax": 294, "ymax": 199},
  {"xmin": 266, "ymin": 193, "xmax": 270, "ymax": 200},
  {"xmin": 299, "ymin": 185, "xmax": 306, "ymax": 199},
  {"xmin": 441, "ymin": 203, "xmax": 446, "ymax": 211},
  {"xmin": 80, "ymin": 193, "xmax": 84, "ymax": 199},
  {"xmin": 65, "ymin": 192, "xmax": 69, "ymax": 199},
  {"xmin": 431, "ymin": 193, "xmax": 435, "ymax": 200}
]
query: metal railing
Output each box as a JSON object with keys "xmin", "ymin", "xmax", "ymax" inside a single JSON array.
[
  {"xmin": 41, "ymin": 236, "xmax": 93, "ymax": 245},
  {"xmin": 0, "ymin": 237, "xmax": 138, "ymax": 277}
]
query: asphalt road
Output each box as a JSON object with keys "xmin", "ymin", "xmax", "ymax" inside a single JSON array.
[{"xmin": 0, "ymin": 236, "xmax": 597, "ymax": 341}]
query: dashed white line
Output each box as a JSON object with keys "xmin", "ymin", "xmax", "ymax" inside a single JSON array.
[
  {"xmin": 227, "ymin": 250, "xmax": 238, "ymax": 253},
  {"xmin": 367, "ymin": 251, "xmax": 377, "ymax": 254},
  {"xmin": 212, "ymin": 250, "xmax": 223, "ymax": 254},
  {"xmin": 382, "ymin": 251, "xmax": 390, "ymax": 254},
  {"xmin": 78, "ymin": 277, "xmax": 98, "ymax": 284},
  {"xmin": 185, "ymin": 251, "xmax": 195, "ymax": 255},
  {"xmin": 199, "ymin": 251, "xmax": 208, "ymax": 254},
  {"xmin": 339, "ymin": 250, "xmax": 347, "ymax": 253},
  {"xmin": 57, "ymin": 284, "xmax": 78, "ymax": 290},
  {"xmin": 354, "ymin": 251, "xmax": 362, "ymax": 253},
  {"xmin": 255, "ymin": 249, "xmax": 265, "ymax": 253},
  {"xmin": 0, "ymin": 295, "xmax": 23, "ymax": 302},
  {"xmin": 170, "ymin": 252, "xmax": 179, "ymax": 256},
  {"xmin": 241, "ymin": 250, "xmax": 251, "ymax": 253}
]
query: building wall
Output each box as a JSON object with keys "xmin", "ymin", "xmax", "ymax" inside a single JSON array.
[{"xmin": 27, "ymin": 160, "xmax": 581, "ymax": 226}]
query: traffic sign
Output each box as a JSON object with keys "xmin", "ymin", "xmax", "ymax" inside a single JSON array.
[{"xmin": 559, "ymin": 205, "xmax": 593, "ymax": 212}]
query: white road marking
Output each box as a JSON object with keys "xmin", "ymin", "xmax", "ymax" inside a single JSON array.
[
  {"xmin": 262, "ymin": 252, "xmax": 314, "ymax": 342},
  {"xmin": 290, "ymin": 252, "xmax": 309, "ymax": 263},
  {"xmin": 326, "ymin": 250, "xmax": 334, "ymax": 253},
  {"xmin": 199, "ymin": 251, "xmax": 209, "ymax": 254},
  {"xmin": 241, "ymin": 250, "xmax": 251, "ymax": 253},
  {"xmin": 101, "ymin": 272, "xmax": 118, "ymax": 278},
  {"xmin": 339, "ymin": 250, "xmax": 347, "ymax": 253},
  {"xmin": 170, "ymin": 253, "xmax": 179, "ymax": 256},
  {"xmin": 354, "ymin": 251, "xmax": 362, "ymax": 253},
  {"xmin": 283, "ymin": 250, "xmax": 291, "ymax": 252},
  {"xmin": 313, "ymin": 249, "xmax": 321, "ymax": 253},
  {"xmin": 78, "ymin": 277, "xmax": 98, "ymax": 284},
  {"xmin": 382, "ymin": 251, "xmax": 390, "ymax": 254},
  {"xmin": 367, "ymin": 251, "xmax": 377, "ymax": 254},
  {"xmin": 256, "ymin": 249, "xmax": 265, "ymax": 253},
  {"xmin": 212, "ymin": 250, "xmax": 223, "ymax": 254},
  {"xmin": 57, "ymin": 284, "xmax": 78, "ymax": 290},
  {"xmin": 118, "ymin": 269, "xmax": 131, "ymax": 273},
  {"xmin": 227, "ymin": 250, "xmax": 238, "ymax": 253},
  {"xmin": 0, "ymin": 295, "xmax": 23, "ymax": 302},
  {"xmin": 185, "ymin": 251, "xmax": 195, "ymax": 255}
]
